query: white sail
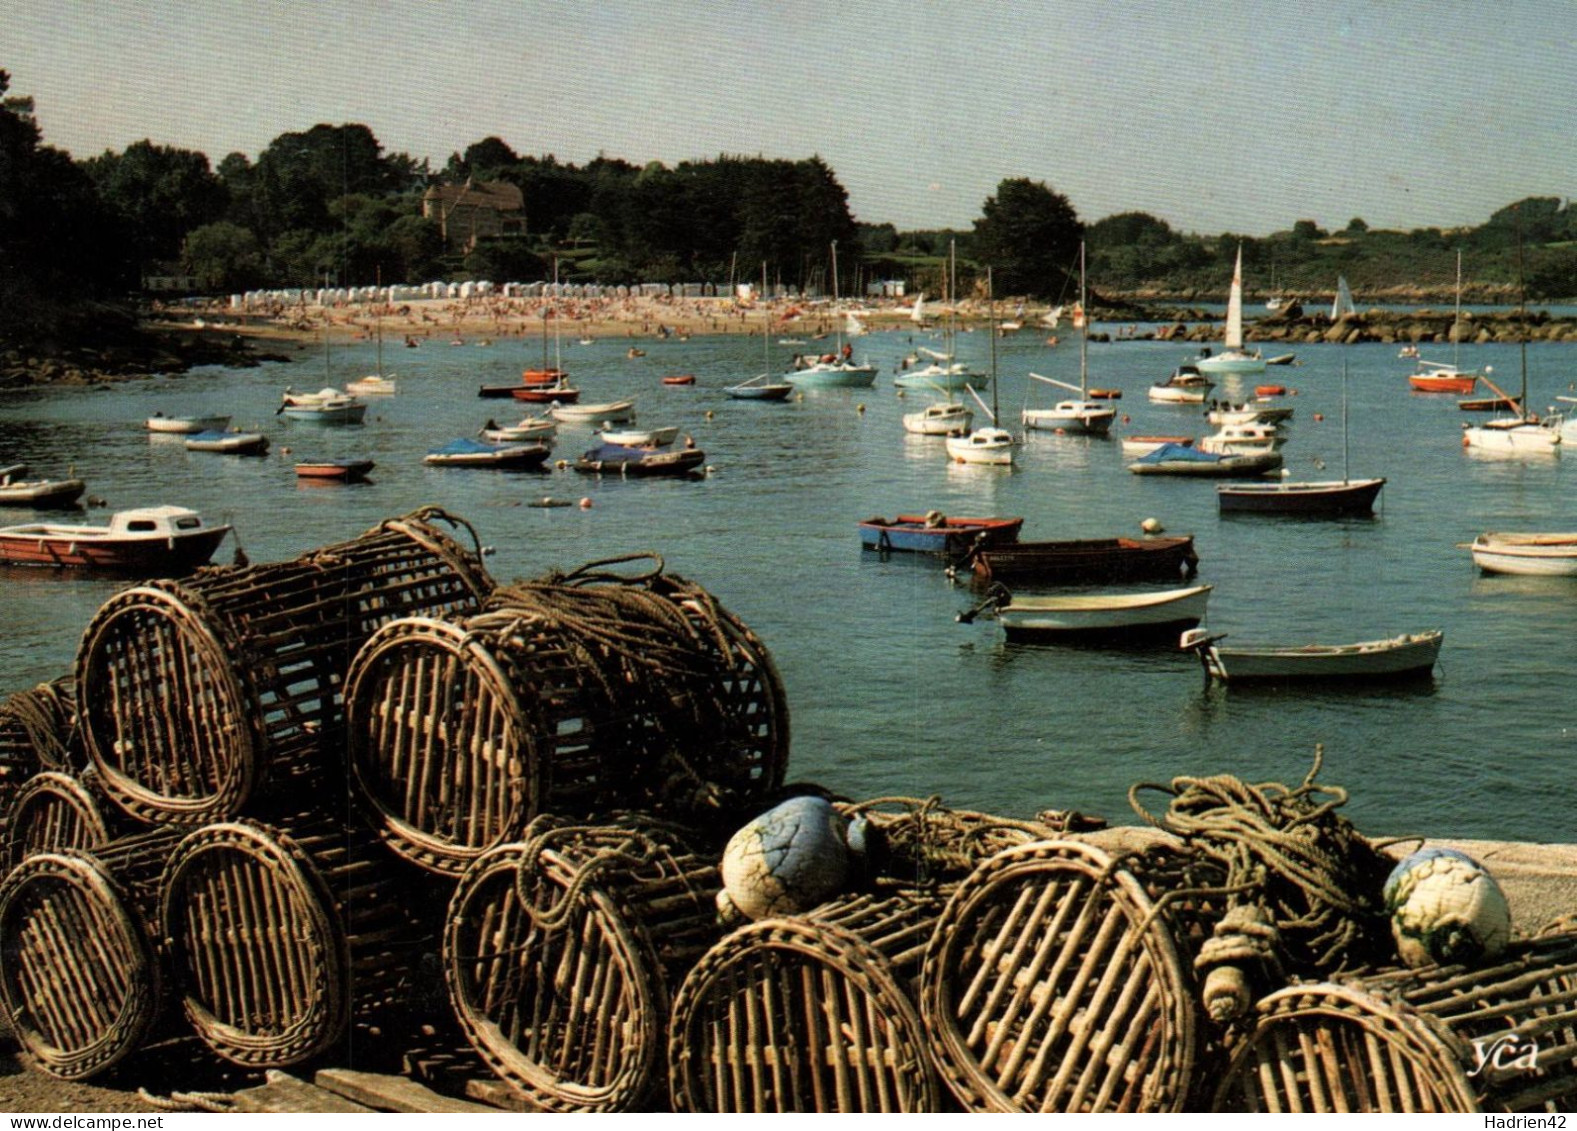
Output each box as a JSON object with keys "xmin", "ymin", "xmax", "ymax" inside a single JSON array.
[
  {"xmin": 1224, "ymin": 245, "xmax": 1245, "ymax": 349},
  {"xmin": 845, "ymin": 312, "xmax": 867, "ymax": 338},
  {"xmin": 1331, "ymin": 275, "xmax": 1355, "ymax": 320},
  {"xmin": 910, "ymin": 293, "xmax": 926, "ymax": 324}
]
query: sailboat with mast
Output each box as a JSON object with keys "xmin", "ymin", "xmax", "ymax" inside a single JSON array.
[
  {"xmin": 785, "ymin": 241, "xmax": 877, "ymax": 389},
  {"xmin": 945, "ymin": 269, "xmax": 1016, "ymax": 465},
  {"xmin": 1216, "ymin": 276, "xmax": 1385, "ymax": 514},
  {"xmin": 727, "ymin": 264, "xmax": 795, "ymax": 401},
  {"xmin": 1463, "ymin": 223, "xmax": 1560, "ymax": 453},
  {"xmin": 1195, "ymin": 244, "xmax": 1266, "ymax": 375},
  {"xmin": 1408, "ymin": 251, "xmax": 1484, "ymax": 394},
  {"xmin": 895, "ymin": 240, "xmax": 981, "ymax": 392},
  {"xmin": 1022, "ymin": 242, "xmax": 1115, "ymax": 436}
]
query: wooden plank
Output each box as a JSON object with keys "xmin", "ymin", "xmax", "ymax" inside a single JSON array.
[
  {"xmin": 314, "ymin": 1068, "xmax": 504, "ymax": 1114},
  {"xmin": 231, "ymin": 1071, "xmax": 371, "ymax": 1114},
  {"xmin": 465, "ymin": 1078, "xmax": 548, "ymax": 1113}
]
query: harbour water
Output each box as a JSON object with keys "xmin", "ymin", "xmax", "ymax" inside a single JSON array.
[{"xmin": 2, "ymin": 321, "xmax": 1575, "ymax": 842}]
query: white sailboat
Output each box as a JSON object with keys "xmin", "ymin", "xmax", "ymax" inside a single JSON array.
[
  {"xmin": 1195, "ymin": 245, "xmax": 1266, "ymax": 375},
  {"xmin": 946, "ymin": 269, "xmax": 1016, "ymax": 466},
  {"xmin": 727, "ymin": 262, "xmax": 795, "ymax": 401},
  {"xmin": 1022, "ymin": 243, "xmax": 1115, "ymax": 436},
  {"xmin": 895, "ymin": 240, "xmax": 982, "ymax": 392},
  {"xmin": 785, "ymin": 241, "xmax": 877, "ymax": 388},
  {"xmin": 1463, "ymin": 230, "xmax": 1559, "ymax": 454}
]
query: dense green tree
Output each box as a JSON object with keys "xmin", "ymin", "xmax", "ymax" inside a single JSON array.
[
  {"xmin": 83, "ymin": 140, "xmax": 229, "ymax": 278},
  {"xmin": 253, "ymin": 123, "xmax": 392, "ymax": 239},
  {"xmin": 447, "ymin": 136, "xmax": 520, "ymax": 180},
  {"xmin": 182, "ymin": 221, "xmax": 265, "ymax": 292},
  {"xmin": 971, "ymin": 178, "xmax": 1082, "ymax": 297},
  {"xmin": 0, "ymin": 70, "xmax": 119, "ymax": 333}
]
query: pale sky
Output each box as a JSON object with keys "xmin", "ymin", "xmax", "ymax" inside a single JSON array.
[{"xmin": 5, "ymin": 0, "xmax": 1574, "ymax": 235}]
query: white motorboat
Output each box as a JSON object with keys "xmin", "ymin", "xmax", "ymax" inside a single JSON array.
[
  {"xmin": 184, "ymin": 430, "xmax": 270, "ymax": 455},
  {"xmin": 279, "ymin": 387, "xmax": 368, "ymax": 423},
  {"xmin": 146, "ymin": 413, "xmax": 232, "ymax": 434},
  {"xmin": 598, "ymin": 425, "xmax": 679, "ymax": 447},
  {"xmin": 479, "ymin": 415, "xmax": 556, "ymax": 443},
  {"xmin": 346, "ymin": 374, "xmax": 397, "ymax": 396},
  {"xmin": 945, "ymin": 426, "xmax": 1016, "ymax": 465},
  {"xmin": 964, "ymin": 584, "xmax": 1213, "ymax": 643},
  {"xmin": 1180, "ymin": 627, "xmax": 1442, "ymax": 683},
  {"xmin": 550, "ymin": 399, "xmax": 637, "ymax": 425},
  {"xmin": 1197, "ymin": 421, "xmax": 1287, "ymax": 456},
  {"xmin": 903, "ymin": 400, "xmax": 972, "ymax": 436},
  {"xmin": 1149, "ymin": 365, "xmax": 1215, "ymax": 404},
  {"xmin": 0, "ymin": 464, "xmax": 87, "ymax": 508},
  {"xmin": 1205, "ymin": 400, "xmax": 1294, "ymax": 427}
]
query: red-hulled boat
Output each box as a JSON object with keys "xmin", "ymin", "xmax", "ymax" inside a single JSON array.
[
  {"xmin": 0, "ymin": 506, "xmax": 231, "ymax": 574},
  {"xmin": 522, "ymin": 367, "xmax": 568, "ymax": 386},
  {"xmin": 295, "ymin": 459, "xmax": 375, "ymax": 482},
  {"xmin": 512, "ymin": 381, "xmax": 582, "ymax": 404},
  {"xmin": 661, "ymin": 374, "xmax": 696, "ymax": 386}
]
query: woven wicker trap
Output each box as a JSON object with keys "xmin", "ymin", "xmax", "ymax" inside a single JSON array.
[
  {"xmin": 4, "ymin": 770, "xmax": 112, "ymax": 867},
  {"xmin": 920, "ymin": 837, "xmax": 1204, "ymax": 1112},
  {"xmin": 76, "ymin": 508, "xmax": 492, "ymax": 825},
  {"xmin": 444, "ymin": 819, "xmax": 720, "ymax": 1112},
  {"xmin": 0, "ymin": 833, "xmax": 178, "ymax": 1079},
  {"xmin": 669, "ymin": 890, "xmax": 947, "ymax": 1113},
  {"xmin": 1214, "ymin": 930, "xmax": 1577, "ymax": 1113}
]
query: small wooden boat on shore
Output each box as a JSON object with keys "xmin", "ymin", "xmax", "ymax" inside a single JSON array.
[
  {"xmin": 294, "ymin": 458, "xmax": 375, "ymax": 482},
  {"xmin": 424, "ymin": 438, "xmax": 552, "ymax": 469},
  {"xmin": 146, "ymin": 412, "xmax": 232, "ymax": 434},
  {"xmin": 185, "ymin": 430, "xmax": 270, "ymax": 455},
  {"xmin": 0, "ymin": 464, "xmax": 87, "ymax": 508},
  {"xmin": 960, "ymin": 583, "xmax": 1213, "ymax": 644},
  {"xmin": 0, "ymin": 505, "xmax": 230, "ymax": 573},
  {"xmin": 1466, "ymin": 531, "xmax": 1577, "ymax": 576},
  {"xmin": 961, "ymin": 534, "xmax": 1199, "ymax": 586},
  {"xmin": 1128, "ymin": 443, "xmax": 1282, "ymax": 477},
  {"xmin": 573, "ymin": 443, "xmax": 705, "ymax": 478},
  {"xmin": 1180, "ymin": 627, "xmax": 1442, "ymax": 684},
  {"xmin": 858, "ymin": 512, "xmax": 1024, "ymax": 555}
]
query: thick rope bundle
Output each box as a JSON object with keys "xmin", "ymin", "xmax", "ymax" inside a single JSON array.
[
  {"xmin": 839, "ymin": 795, "xmax": 1076, "ymax": 886},
  {"xmin": 1129, "ymin": 747, "xmax": 1394, "ymax": 988}
]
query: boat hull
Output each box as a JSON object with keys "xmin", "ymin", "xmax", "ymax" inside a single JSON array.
[
  {"xmin": 1470, "ymin": 533, "xmax": 1577, "ymax": 576},
  {"xmin": 146, "ymin": 415, "xmax": 231, "ymax": 434},
  {"xmin": 512, "ymin": 386, "xmax": 581, "ymax": 403},
  {"xmin": 295, "ymin": 460, "xmax": 375, "ymax": 481},
  {"xmin": 0, "ymin": 479, "xmax": 87, "ymax": 507},
  {"xmin": 1194, "ymin": 353, "xmax": 1266, "ymax": 375},
  {"xmin": 997, "ymin": 584, "xmax": 1212, "ymax": 644},
  {"xmin": 859, "ymin": 515, "xmax": 1024, "ymax": 555},
  {"xmin": 573, "ymin": 447, "xmax": 705, "ymax": 477},
  {"xmin": 1129, "ymin": 451, "xmax": 1283, "ymax": 477},
  {"xmin": 725, "ymin": 384, "xmax": 794, "ymax": 401},
  {"xmin": 785, "ymin": 365, "xmax": 877, "ymax": 389},
  {"xmin": 1410, "ymin": 375, "xmax": 1477, "ymax": 394},
  {"xmin": 893, "ymin": 366, "xmax": 983, "ymax": 392},
  {"xmin": 1201, "ymin": 631, "xmax": 1442, "ymax": 682},
  {"xmin": 1217, "ymin": 478, "xmax": 1386, "ymax": 515},
  {"xmin": 969, "ymin": 535, "xmax": 1198, "ymax": 586},
  {"xmin": 0, "ymin": 527, "xmax": 229, "ymax": 574},
  {"xmin": 426, "ymin": 444, "xmax": 551, "ymax": 469},
  {"xmin": 280, "ymin": 403, "xmax": 368, "ymax": 424},
  {"xmin": 1022, "ymin": 405, "xmax": 1115, "ymax": 435},
  {"xmin": 1148, "ymin": 385, "xmax": 1211, "ymax": 404},
  {"xmin": 551, "ymin": 401, "xmax": 636, "ymax": 424},
  {"xmin": 1462, "ymin": 421, "xmax": 1561, "ymax": 452}
]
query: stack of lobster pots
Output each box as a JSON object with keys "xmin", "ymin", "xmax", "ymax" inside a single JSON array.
[{"xmin": 0, "ymin": 510, "xmax": 1572, "ymax": 1115}]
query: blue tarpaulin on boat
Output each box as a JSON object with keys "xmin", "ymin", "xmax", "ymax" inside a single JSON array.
[
  {"xmin": 428, "ymin": 437, "xmax": 499, "ymax": 456},
  {"xmin": 1134, "ymin": 443, "xmax": 1222, "ymax": 464}
]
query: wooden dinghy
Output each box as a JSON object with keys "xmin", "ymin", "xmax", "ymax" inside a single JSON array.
[
  {"xmin": 963, "ymin": 533, "xmax": 1199, "ymax": 586},
  {"xmin": 1180, "ymin": 627, "xmax": 1442, "ymax": 683}
]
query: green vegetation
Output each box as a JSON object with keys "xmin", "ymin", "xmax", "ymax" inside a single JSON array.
[{"xmin": 4, "ymin": 65, "xmax": 1577, "ymax": 354}]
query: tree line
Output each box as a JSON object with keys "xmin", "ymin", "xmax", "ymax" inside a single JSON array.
[{"xmin": 5, "ymin": 66, "xmax": 1576, "ymax": 352}]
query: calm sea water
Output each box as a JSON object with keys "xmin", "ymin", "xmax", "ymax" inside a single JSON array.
[{"xmin": 2, "ymin": 321, "xmax": 1574, "ymax": 842}]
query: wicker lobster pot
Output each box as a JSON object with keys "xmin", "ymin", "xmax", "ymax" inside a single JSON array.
[
  {"xmin": 920, "ymin": 837, "xmax": 1227, "ymax": 1113},
  {"xmin": 1213, "ymin": 930, "xmax": 1577, "ymax": 1113},
  {"xmin": 4, "ymin": 769, "xmax": 116, "ymax": 867},
  {"xmin": 669, "ymin": 889, "xmax": 949, "ymax": 1113},
  {"xmin": 0, "ymin": 831, "xmax": 181, "ymax": 1079},
  {"xmin": 490, "ymin": 565, "xmax": 791, "ymax": 812},
  {"xmin": 76, "ymin": 508, "xmax": 492, "ymax": 825},
  {"xmin": 0, "ymin": 679, "xmax": 78, "ymax": 828},
  {"xmin": 444, "ymin": 818, "xmax": 720, "ymax": 1113},
  {"xmin": 159, "ymin": 816, "xmax": 438, "ymax": 1068}
]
